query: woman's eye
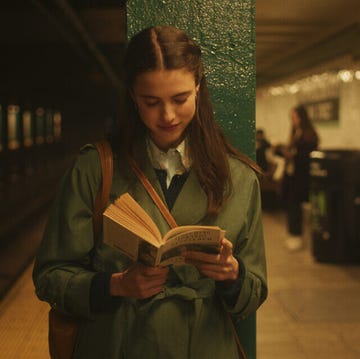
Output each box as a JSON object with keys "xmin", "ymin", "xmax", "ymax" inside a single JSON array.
[
  {"xmin": 173, "ymin": 97, "xmax": 187, "ymax": 105},
  {"xmin": 144, "ymin": 101, "xmax": 159, "ymax": 107}
]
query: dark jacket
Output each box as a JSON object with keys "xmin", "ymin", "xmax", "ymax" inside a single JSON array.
[{"xmin": 283, "ymin": 135, "xmax": 318, "ymax": 203}]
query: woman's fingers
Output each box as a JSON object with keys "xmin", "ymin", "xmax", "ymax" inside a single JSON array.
[
  {"xmin": 110, "ymin": 263, "xmax": 169, "ymax": 298},
  {"xmin": 220, "ymin": 238, "xmax": 233, "ymax": 255},
  {"xmin": 183, "ymin": 238, "xmax": 239, "ymax": 281},
  {"xmin": 184, "ymin": 238, "xmax": 233, "ymax": 264}
]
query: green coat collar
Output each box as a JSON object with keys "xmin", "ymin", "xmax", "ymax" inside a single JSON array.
[{"xmin": 128, "ymin": 142, "xmax": 208, "ymax": 232}]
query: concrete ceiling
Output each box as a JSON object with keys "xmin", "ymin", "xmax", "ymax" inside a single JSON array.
[
  {"xmin": 256, "ymin": 0, "xmax": 360, "ymax": 87},
  {"xmin": 1, "ymin": 0, "xmax": 359, "ymax": 102}
]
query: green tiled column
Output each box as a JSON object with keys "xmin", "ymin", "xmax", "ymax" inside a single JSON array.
[
  {"xmin": 127, "ymin": 1, "xmax": 257, "ymax": 357},
  {"xmin": 127, "ymin": 0, "xmax": 256, "ymax": 158}
]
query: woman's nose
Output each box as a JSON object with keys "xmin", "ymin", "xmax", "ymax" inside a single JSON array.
[{"xmin": 161, "ymin": 103, "xmax": 175, "ymax": 122}]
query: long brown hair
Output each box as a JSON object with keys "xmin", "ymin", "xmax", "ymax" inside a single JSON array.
[
  {"xmin": 118, "ymin": 26, "xmax": 259, "ymax": 216},
  {"xmin": 290, "ymin": 105, "xmax": 319, "ymax": 146}
]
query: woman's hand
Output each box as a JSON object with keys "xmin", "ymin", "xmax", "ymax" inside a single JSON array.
[
  {"xmin": 110, "ymin": 263, "xmax": 169, "ymax": 299},
  {"xmin": 183, "ymin": 238, "xmax": 239, "ymax": 282}
]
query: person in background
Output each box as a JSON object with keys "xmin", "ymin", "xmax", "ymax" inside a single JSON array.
[
  {"xmin": 33, "ymin": 26, "xmax": 267, "ymax": 358},
  {"xmin": 280, "ymin": 105, "xmax": 319, "ymax": 251},
  {"xmin": 256, "ymin": 128, "xmax": 271, "ymax": 172},
  {"xmin": 256, "ymin": 128, "xmax": 285, "ymax": 183}
]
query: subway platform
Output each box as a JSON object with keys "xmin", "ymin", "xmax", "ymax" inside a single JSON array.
[{"xmin": 0, "ymin": 209, "xmax": 360, "ymax": 358}]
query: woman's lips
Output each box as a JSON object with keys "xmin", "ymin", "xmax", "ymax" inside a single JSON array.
[{"xmin": 158, "ymin": 124, "xmax": 179, "ymax": 132}]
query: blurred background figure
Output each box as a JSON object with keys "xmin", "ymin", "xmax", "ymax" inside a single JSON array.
[
  {"xmin": 256, "ymin": 128, "xmax": 286, "ymax": 183},
  {"xmin": 256, "ymin": 128, "xmax": 285, "ymax": 211},
  {"xmin": 278, "ymin": 105, "xmax": 319, "ymax": 251},
  {"xmin": 256, "ymin": 128, "xmax": 271, "ymax": 172}
]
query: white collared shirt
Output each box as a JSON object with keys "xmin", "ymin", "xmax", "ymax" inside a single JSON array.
[{"xmin": 147, "ymin": 138, "xmax": 192, "ymax": 188}]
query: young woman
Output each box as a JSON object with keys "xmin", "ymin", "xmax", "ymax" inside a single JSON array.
[
  {"xmin": 33, "ymin": 26, "xmax": 267, "ymax": 358},
  {"xmin": 282, "ymin": 105, "xmax": 319, "ymax": 250}
]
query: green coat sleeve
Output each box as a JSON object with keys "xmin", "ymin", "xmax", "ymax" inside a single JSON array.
[
  {"xmin": 221, "ymin": 161, "xmax": 268, "ymax": 319},
  {"xmin": 32, "ymin": 145, "xmax": 102, "ymax": 318}
]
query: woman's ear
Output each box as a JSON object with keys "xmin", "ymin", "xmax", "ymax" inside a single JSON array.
[{"xmin": 195, "ymin": 84, "xmax": 200, "ymax": 94}]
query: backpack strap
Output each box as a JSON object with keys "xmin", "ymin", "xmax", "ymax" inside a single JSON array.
[
  {"xmin": 48, "ymin": 140, "xmax": 113, "ymax": 359},
  {"xmin": 129, "ymin": 158, "xmax": 178, "ymax": 229},
  {"xmin": 93, "ymin": 140, "xmax": 113, "ymax": 239}
]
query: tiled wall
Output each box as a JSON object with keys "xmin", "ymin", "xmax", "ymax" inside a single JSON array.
[{"xmin": 256, "ymin": 74, "xmax": 360, "ymax": 150}]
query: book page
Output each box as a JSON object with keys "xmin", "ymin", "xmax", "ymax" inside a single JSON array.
[
  {"xmin": 115, "ymin": 196, "xmax": 153, "ymax": 232},
  {"xmin": 103, "ymin": 209, "xmax": 161, "ymax": 266},
  {"xmin": 103, "ymin": 215, "xmax": 141, "ymax": 261},
  {"xmin": 104, "ymin": 204, "xmax": 160, "ymax": 245},
  {"xmin": 113, "ymin": 193, "xmax": 163, "ymax": 245},
  {"xmin": 163, "ymin": 225, "xmax": 223, "ymax": 242}
]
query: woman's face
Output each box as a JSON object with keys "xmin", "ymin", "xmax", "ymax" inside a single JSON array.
[{"xmin": 131, "ymin": 69, "xmax": 199, "ymax": 151}]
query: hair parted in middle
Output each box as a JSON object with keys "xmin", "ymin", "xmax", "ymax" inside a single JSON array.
[{"xmin": 118, "ymin": 25, "xmax": 259, "ymax": 216}]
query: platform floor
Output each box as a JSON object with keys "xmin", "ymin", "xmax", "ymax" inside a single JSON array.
[{"xmin": 0, "ymin": 210, "xmax": 359, "ymax": 358}]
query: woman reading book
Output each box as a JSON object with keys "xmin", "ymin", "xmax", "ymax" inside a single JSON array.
[{"xmin": 33, "ymin": 26, "xmax": 267, "ymax": 358}]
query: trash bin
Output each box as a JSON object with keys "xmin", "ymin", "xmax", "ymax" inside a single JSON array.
[{"xmin": 309, "ymin": 149, "xmax": 360, "ymax": 262}]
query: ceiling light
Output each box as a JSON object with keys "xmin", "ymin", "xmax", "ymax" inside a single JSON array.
[{"xmin": 338, "ymin": 70, "xmax": 353, "ymax": 82}]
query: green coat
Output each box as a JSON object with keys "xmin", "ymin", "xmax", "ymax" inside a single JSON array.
[{"xmin": 33, "ymin": 143, "xmax": 267, "ymax": 359}]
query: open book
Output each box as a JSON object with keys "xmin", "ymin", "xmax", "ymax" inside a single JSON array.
[{"xmin": 103, "ymin": 193, "xmax": 225, "ymax": 266}]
